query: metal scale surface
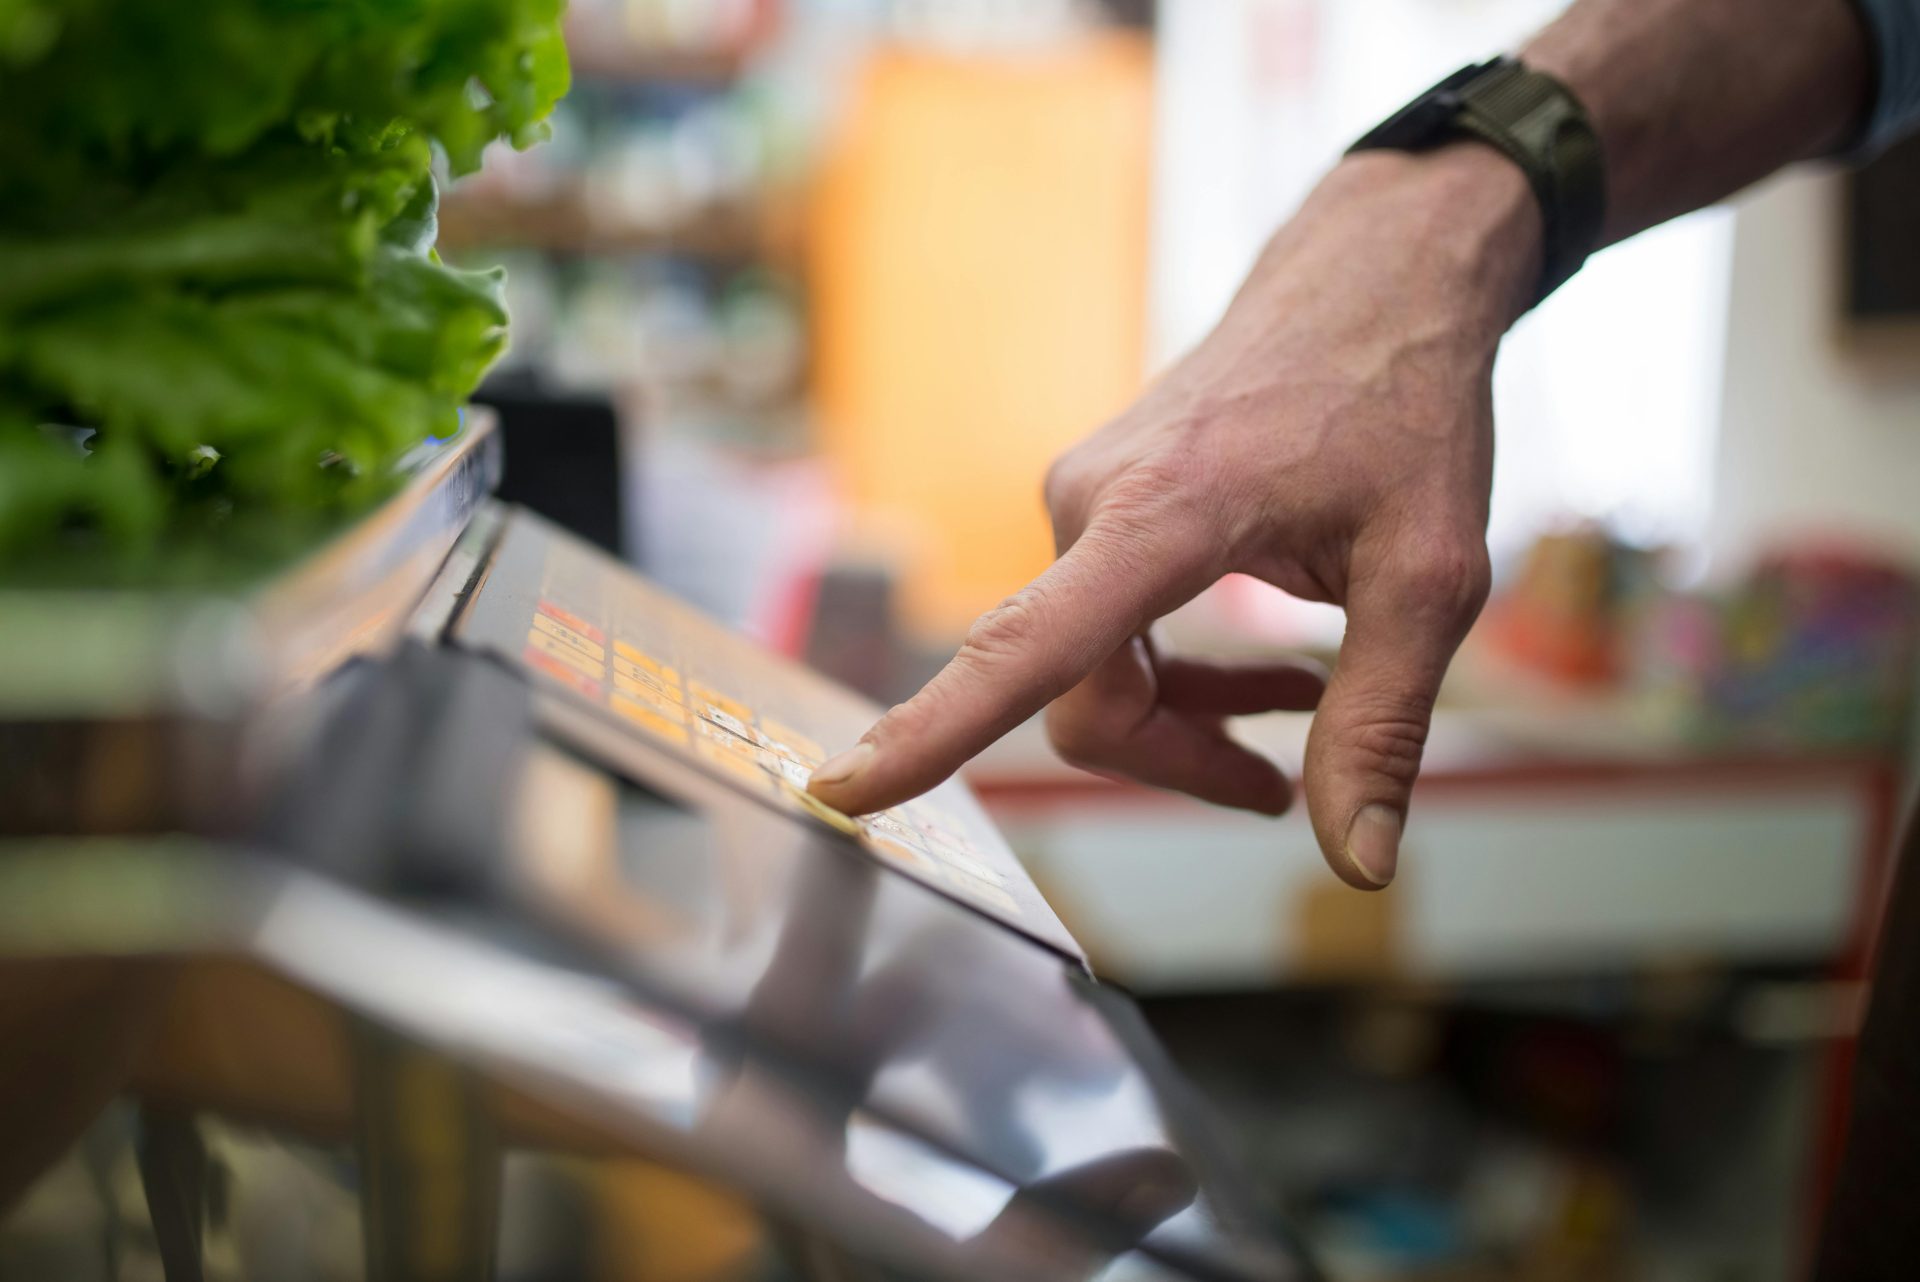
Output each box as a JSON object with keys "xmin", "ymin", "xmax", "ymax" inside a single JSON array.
[{"xmin": 0, "ymin": 415, "xmax": 1319, "ymax": 1282}]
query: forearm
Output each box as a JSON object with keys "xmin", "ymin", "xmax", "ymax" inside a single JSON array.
[{"xmin": 1524, "ymin": 0, "xmax": 1874, "ymax": 244}]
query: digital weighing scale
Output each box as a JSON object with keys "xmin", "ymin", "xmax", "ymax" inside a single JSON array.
[{"xmin": 0, "ymin": 415, "xmax": 1319, "ymax": 1282}]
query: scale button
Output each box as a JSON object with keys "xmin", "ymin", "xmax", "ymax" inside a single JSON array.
[{"xmin": 611, "ymin": 695, "xmax": 689, "ymax": 745}]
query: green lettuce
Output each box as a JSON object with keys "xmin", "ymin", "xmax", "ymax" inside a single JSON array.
[{"xmin": 0, "ymin": 0, "xmax": 568, "ymax": 580}]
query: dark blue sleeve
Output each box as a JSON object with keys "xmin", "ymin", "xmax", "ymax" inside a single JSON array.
[{"xmin": 1854, "ymin": 0, "xmax": 1920, "ymax": 153}]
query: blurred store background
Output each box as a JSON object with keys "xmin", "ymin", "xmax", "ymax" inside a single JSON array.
[{"xmin": 425, "ymin": 1, "xmax": 1920, "ymax": 1278}]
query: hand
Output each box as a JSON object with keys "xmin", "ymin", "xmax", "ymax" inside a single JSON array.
[{"xmin": 810, "ymin": 144, "xmax": 1541, "ymax": 890}]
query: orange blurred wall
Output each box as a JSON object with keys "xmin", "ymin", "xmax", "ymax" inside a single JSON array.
[{"xmin": 809, "ymin": 32, "xmax": 1154, "ymax": 639}]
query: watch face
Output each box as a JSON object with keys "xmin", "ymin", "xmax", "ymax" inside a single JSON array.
[{"xmin": 1378, "ymin": 95, "xmax": 1460, "ymax": 147}]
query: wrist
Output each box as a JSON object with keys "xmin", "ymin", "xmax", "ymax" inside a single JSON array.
[{"xmin": 1319, "ymin": 143, "xmax": 1544, "ymax": 336}]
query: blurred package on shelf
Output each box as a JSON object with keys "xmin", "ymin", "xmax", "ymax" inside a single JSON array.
[
  {"xmin": 582, "ymin": 93, "xmax": 764, "ymax": 236},
  {"xmin": 484, "ymin": 251, "xmax": 804, "ymax": 424},
  {"xmin": 877, "ymin": 0, "xmax": 1104, "ymax": 50},
  {"xmin": 1481, "ymin": 527, "xmax": 1666, "ymax": 687},
  {"xmin": 1481, "ymin": 525, "xmax": 1920, "ymax": 754},
  {"xmin": 1642, "ymin": 546, "xmax": 1920, "ymax": 753},
  {"xmin": 566, "ymin": 0, "xmax": 776, "ymax": 64},
  {"xmin": 540, "ymin": 260, "xmax": 806, "ymax": 426},
  {"xmin": 443, "ymin": 87, "xmax": 779, "ymax": 246}
]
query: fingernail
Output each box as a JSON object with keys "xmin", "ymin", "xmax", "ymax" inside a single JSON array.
[
  {"xmin": 809, "ymin": 741, "xmax": 875, "ymax": 789},
  {"xmin": 1344, "ymin": 804, "xmax": 1402, "ymax": 887}
]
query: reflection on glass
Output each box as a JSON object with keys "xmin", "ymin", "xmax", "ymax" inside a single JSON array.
[{"xmin": 844, "ymin": 1113, "xmax": 1018, "ymax": 1240}]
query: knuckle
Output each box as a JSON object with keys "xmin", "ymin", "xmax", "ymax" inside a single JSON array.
[
  {"xmin": 867, "ymin": 702, "xmax": 915, "ymax": 743},
  {"xmin": 956, "ymin": 587, "xmax": 1076, "ymax": 696},
  {"xmin": 856, "ymin": 699, "xmax": 932, "ymax": 756},
  {"xmin": 1339, "ymin": 703, "xmax": 1432, "ymax": 789},
  {"xmin": 1396, "ymin": 535, "xmax": 1491, "ymax": 624},
  {"xmin": 962, "ymin": 591, "xmax": 1045, "ymax": 661},
  {"xmin": 1041, "ymin": 456, "xmax": 1080, "ymax": 517},
  {"xmin": 1085, "ymin": 457, "xmax": 1222, "ymax": 579},
  {"xmin": 1102, "ymin": 452, "xmax": 1202, "ymax": 518}
]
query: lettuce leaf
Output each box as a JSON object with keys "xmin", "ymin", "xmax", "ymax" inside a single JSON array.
[{"xmin": 0, "ymin": 0, "xmax": 567, "ymax": 579}]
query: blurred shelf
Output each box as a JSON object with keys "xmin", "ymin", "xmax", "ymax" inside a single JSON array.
[
  {"xmin": 566, "ymin": 42, "xmax": 749, "ymax": 87},
  {"xmin": 561, "ymin": 8, "xmax": 757, "ymax": 87},
  {"xmin": 437, "ymin": 188, "xmax": 768, "ymax": 262}
]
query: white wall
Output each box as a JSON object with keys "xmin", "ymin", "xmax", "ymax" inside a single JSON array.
[{"xmin": 1710, "ymin": 171, "xmax": 1920, "ymax": 571}]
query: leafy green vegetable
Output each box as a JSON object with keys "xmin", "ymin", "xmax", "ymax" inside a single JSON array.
[{"xmin": 0, "ymin": 0, "xmax": 568, "ymax": 580}]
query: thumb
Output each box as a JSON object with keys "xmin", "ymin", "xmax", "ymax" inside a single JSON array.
[{"xmin": 1303, "ymin": 541, "xmax": 1489, "ymax": 890}]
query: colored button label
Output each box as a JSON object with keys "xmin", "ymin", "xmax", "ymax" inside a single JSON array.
[
  {"xmin": 611, "ymin": 695, "xmax": 690, "ymax": 745},
  {"xmin": 526, "ymin": 628, "xmax": 605, "ymax": 680},
  {"xmin": 523, "ymin": 646, "xmax": 602, "ymax": 699}
]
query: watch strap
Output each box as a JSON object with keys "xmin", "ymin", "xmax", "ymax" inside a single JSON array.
[{"xmin": 1351, "ymin": 57, "xmax": 1607, "ymax": 307}]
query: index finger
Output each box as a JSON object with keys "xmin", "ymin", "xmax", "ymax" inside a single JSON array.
[{"xmin": 807, "ymin": 519, "xmax": 1209, "ymax": 815}]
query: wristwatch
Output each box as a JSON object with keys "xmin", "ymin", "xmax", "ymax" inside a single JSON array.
[{"xmin": 1349, "ymin": 56, "xmax": 1606, "ymax": 307}]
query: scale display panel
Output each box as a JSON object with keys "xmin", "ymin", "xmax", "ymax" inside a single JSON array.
[{"xmin": 455, "ymin": 512, "xmax": 1083, "ymax": 960}]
